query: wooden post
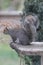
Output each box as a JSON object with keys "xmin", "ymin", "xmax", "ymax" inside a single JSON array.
[
  {"xmin": 19, "ymin": 56, "xmax": 25, "ymax": 65},
  {"xmin": 19, "ymin": 54, "xmax": 25, "ymax": 65},
  {"xmin": 41, "ymin": 55, "xmax": 43, "ymax": 65}
]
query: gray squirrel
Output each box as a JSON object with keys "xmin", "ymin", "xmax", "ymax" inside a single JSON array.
[{"xmin": 3, "ymin": 14, "xmax": 40, "ymax": 45}]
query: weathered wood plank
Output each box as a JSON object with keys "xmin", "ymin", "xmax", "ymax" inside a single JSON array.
[
  {"xmin": 0, "ymin": 11, "xmax": 23, "ymax": 16},
  {"xmin": 10, "ymin": 42, "xmax": 43, "ymax": 55}
]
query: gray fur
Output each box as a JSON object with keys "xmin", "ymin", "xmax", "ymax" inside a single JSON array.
[
  {"xmin": 4, "ymin": 27, "xmax": 32, "ymax": 45},
  {"xmin": 3, "ymin": 15, "xmax": 40, "ymax": 45}
]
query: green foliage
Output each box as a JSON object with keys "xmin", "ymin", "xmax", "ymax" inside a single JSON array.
[
  {"xmin": 24, "ymin": 0, "xmax": 43, "ymax": 41},
  {"xmin": 23, "ymin": 0, "xmax": 43, "ymax": 65},
  {"xmin": 24, "ymin": 0, "xmax": 43, "ymax": 15},
  {"xmin": 24, "ymin": 56, "xmax": 41, "ymax": 65}
]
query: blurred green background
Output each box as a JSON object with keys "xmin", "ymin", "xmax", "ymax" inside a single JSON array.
[
  {"xmin": 0, "ymin": 0, "xmax": 24, "ymax": 10},
  {"xmin": 0, "ymin": 33, "xmax": 20, "ymax": 65}
]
